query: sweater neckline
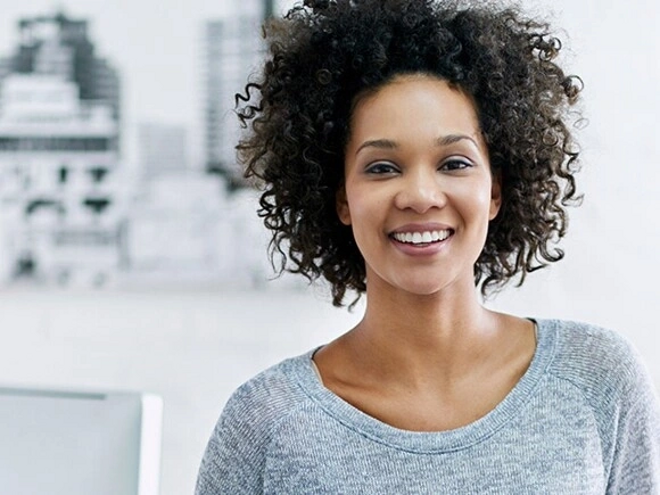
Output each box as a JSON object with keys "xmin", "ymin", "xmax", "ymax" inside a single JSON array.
[{"xmin": 290, "ymin": 318, "xmax": 557, "ymax": 454}]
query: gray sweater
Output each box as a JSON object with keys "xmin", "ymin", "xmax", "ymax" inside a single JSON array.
[{"xmin": 196, "ymin": 320, "xmax": 660, "ymax": 494}]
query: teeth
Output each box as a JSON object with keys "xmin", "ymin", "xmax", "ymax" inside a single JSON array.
[{"xmin": 392, "ymin": 230, "xmax": 452, "ymax": 245}]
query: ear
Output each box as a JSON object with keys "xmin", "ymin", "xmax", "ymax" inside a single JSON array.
[
  {"xmin": 489, "ymin": 170, "xmax": 502, "ymax": 221},
  {"xmin": 336, "ymin": 185, "xmax": 351, "ymax": 226}
]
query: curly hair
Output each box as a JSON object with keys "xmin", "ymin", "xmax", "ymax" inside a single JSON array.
[{"xmin": 237, "ymin": 0, "xmax": 583, "ymax": 307}]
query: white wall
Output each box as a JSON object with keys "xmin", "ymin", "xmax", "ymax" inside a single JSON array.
[
  {"xmin": 488, "ymin": 0, "xmax": 660, "ymax": 379},
  {"xmin": 0, "ymin": 1, "xmax": 658, "ymax": 494}
]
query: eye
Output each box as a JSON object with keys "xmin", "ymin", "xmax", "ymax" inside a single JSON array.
[
  {"xmin": 365, "ymin": 161, "xmax": 399, "ymax": 175},
  {"xmin": 440, "ymin": 158, "xmax": 473, "ymax": 171}
]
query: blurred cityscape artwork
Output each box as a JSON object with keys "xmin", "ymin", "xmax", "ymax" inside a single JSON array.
[{"xmin": 0, "ymin": 1, "xmax": 298, "ymax": 291}]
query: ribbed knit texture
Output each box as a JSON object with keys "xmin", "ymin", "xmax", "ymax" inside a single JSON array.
[{"xmin": 196, "ymin": 320, "xmax": 660, "ymax": 494}]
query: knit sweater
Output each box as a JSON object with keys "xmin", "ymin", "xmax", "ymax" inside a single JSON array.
[{"xmin": 196, "ymin": 319, "xmax": 660, "ymax": 494}]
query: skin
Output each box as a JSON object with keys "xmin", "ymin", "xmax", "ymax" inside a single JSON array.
[{"xmin": 313, "ymin": 74, "xmax": 536, "ymax": 432}]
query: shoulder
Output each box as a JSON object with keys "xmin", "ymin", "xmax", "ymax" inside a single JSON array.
[
  {"xmin": 196, "ymin": 352, "xmax": 314, "ymax": 494},
  {"xmin": 217, "ymin": 352, "xmax": 312, "ymax": 440},
  {"xmin": 540, "ymin": 320, "xmax": 660, "ymax": 490},
  {"xmin": 541, "ymin": 319, "xmax": 651, "ymax": 402},
  {"xmin": 538, "ymin": 319, "xmax": 660, "ymax": 481}
]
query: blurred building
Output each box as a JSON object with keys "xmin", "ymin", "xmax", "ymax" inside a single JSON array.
[
  {"xmin": 138, "ymin": 123, "xmax": 188, "ymax": 180},
  {"xmin": 120, "ymin": 170, "xmax": 271, "ymax": 289},
  {"xmin": 0, "ymin": 75, "xmax": 123, "ymax": 287},
  {"xmin": 0, "ymin": 7, "xmax": 285, "ymax": 291},
  {"xmin": 0, "ymin": 11, "xmax": 128, "ymax": 287},
  {"xmin": 203, "ymin": 0, "xmax": 274, "ymax": 185},
  {"xmin": 2, "ymin": 12, "xmax": 121, "ymax": 121},
  {"xmin": 0, "ymin": 58, "xmax": 12, "ymax": 81}
]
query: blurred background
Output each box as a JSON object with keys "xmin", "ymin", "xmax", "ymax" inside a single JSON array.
[{"xmin": 0, "ymin": 0, "xmax": 657, "ymax": 493}]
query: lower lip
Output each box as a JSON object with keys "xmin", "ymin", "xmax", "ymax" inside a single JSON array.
[{"xmin": 389, "ymin": 234, "xmax": 453, "ymax": 257}]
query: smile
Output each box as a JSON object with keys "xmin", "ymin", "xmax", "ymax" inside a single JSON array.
[{"xmin": 391, "ymin": 229, "xmax": 453, "ymax": 245}]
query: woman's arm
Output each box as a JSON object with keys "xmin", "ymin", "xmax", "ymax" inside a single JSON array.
[{"xmin": 606, "ymin": 363, "xmax": 660, "ymax": 494}]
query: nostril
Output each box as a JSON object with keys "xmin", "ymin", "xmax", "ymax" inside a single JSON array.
[{"xmin": 394, "ymin": 185, "xmax": 447, "ymax": 213}]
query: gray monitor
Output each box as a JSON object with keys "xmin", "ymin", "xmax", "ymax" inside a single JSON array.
[{"xmin": 0, "ymin": 387, "xmax": 162, "ymax": 495}]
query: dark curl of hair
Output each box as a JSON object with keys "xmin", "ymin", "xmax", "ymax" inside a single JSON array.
[{"xmin": 237, "ymin": 0, "xmax": 583, "ymax": 307}]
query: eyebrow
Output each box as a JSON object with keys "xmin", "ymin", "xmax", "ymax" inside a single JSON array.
[
  {"xmin": 436, "ymin": 134, "xmax": 479, "ymax": 147},
  {"xmin": 355, "ymin": 134, "xmax": 479, "ymax": 154},
  {"xmin": 355, "ymin": 139, "xmax": 397, "ymax": 154}
]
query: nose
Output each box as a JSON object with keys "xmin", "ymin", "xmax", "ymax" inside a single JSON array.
[{"xmin": 393, "ymin": 167, "xmax": 447, "ymax": 214}]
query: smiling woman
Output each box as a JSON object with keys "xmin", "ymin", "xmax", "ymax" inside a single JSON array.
[
  {"xmin": 338, "ymin": 75, "xmax": 500, "ymax": 301},
  {"xmin": 196, "ymin": 0, "xmax": 660, "ymax": 493}
]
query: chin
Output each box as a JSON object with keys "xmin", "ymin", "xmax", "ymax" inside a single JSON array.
[
  {"xmin": 387, "ymin": 278, "xmax": 454, "ymax": 298},
  {"xmin": 365, "ymin": 265, "xmax": 472, "ymax": 299}
]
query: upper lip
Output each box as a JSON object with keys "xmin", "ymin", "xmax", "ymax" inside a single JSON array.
[{"xmin": 389, "ymin": 223, "xmax": 454, "ymax": 235}]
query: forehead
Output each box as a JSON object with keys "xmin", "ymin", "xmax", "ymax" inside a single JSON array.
[{"xmin": 348, "ymin": 74, "xmax": 483, "ymax": 145}]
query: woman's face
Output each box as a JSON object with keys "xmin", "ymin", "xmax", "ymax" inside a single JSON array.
[{"xmin": 338, "ymin": 74, "xmax": 501, "ymax": 297}]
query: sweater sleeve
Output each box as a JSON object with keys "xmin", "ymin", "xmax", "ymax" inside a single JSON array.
[
  {"xmin": 195, "ymin": 387, "xmax": 269, "ymax": 495},
  {"xmin": 195, "ymin": 363, "xmax": 305, "ymax": 495},
  {"xmin": 606, "ymin": 361, "xmax": 660, "ymax": 494}
]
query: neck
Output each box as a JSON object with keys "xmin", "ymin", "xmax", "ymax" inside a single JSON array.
[{"xmin": 346, "ymin": 277, "xmax": 502, "ymax": 387}]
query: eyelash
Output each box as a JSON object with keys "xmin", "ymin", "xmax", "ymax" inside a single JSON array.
[
  {"xmin": 365, "ymin": 162, "xmax": 399, "ymax": 175},
  {"xmin": 441, "ymin": 159, "xmax": 473, "ymax": 171},
  {"xmin": 365, "ymin": 158, "xmax": 473, "ymax": 175}
]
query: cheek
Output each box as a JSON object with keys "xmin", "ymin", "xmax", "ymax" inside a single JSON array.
[
  {"xmin": 455, "ymin": 181, "xmax": 492, "ymax": 216},
  {"xmin": 343, "ymin": 188, "xmax": 390, "ymax": 251},
  {"xmin": 477, "ymin": 190, "xmax": 494, "ymax": 214},
  {"xmin": 347, "ymin": 192, "xmax": 388, "ymax": 230}
]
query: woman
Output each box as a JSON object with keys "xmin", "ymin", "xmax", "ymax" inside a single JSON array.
[{"xmin": 197, "ymin": 0, "xmax": 660, "ymax": 492}]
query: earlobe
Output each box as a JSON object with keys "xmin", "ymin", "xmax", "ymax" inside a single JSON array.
[{"xmin": 336, "ymin": 186, "xmax": 351, "ymax": 226}]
